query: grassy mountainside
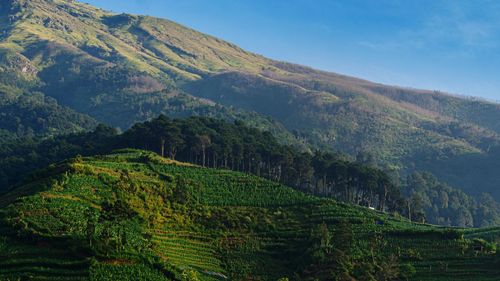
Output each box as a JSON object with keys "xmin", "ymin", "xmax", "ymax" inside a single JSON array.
[
  {"xmin": 0, "ymin": 150, "xmax": 498, "ymax": 280},
  {"xmin": 1, "ymin": 0, "xmax": 500, "ymax": 198},
  {"xmin": 0, "ymin": 0, "xmax": 273, "ymax": 128},
  {"xmin": 0, "ymin": 0, "xmax": 301, "ymax": 152}
]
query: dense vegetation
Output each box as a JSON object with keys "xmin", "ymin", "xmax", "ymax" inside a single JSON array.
[
  {"xmin": 2, "ymin": 116, "xmax": 498, "ymax": 227},
  {"xmin": 0, "ymin": 91, "xmax": 97, "ymax": 140},
  {"xmin": 0, "ymin": 123, "xmax": 117, "ymax": 188},
  {"xmin": 404, "ymin": 172, "xmax": 500, "ymax": 227},
  {"xmin": 0, "ymin": 150, "xmax": 498, "ymax": 280},
  {"xmin": 0, "ymin": 0, "xmax": 500, "ymax": 203}
]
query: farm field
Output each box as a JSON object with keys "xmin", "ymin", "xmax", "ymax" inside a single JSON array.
[{"xmin": 0, "ymin": 150, "xmax": 498, "ymax": 280}]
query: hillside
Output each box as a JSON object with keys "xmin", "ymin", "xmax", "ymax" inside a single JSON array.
[
  {"xmin": 1, "ymin": 0, "xmax": 500, "ymax": 199},
  {"xmin": 4, "ymin": 116, "xmax": 499, "ymax": 228},
  {"xmin": 0, "ymin": 150, "xmax": 498, "ymax": 280}
]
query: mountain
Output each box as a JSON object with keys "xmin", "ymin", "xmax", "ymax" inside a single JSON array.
[
  {"xmin": 1, "ymin": 0, "xmax": 500, "ymax": 199},
  {"xmin": 0, "ymin": 149, "xmax": 498, "ymax": 280}
]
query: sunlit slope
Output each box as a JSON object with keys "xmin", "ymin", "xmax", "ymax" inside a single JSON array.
[
  {"xmin": 0, "ymin": 0, "xmax": 282, "ymax": 131},
  {"xmin": 0, "ymin": 150, "xmax": 498, "ymax": 280}
]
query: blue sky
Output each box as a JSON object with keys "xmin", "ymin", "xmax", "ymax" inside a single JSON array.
[{"xmin": 82, "ymin": 0, "xmax": 500, "ymax": 101}]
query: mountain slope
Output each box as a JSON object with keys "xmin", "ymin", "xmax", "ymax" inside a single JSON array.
[
  {"xmin": 1, "ymin": 0, "xmax": 500, "ymax": 198},
  {"xmin": 0, "ymin": 46, "xmax": 97, "ymax": 139},
  {"xmin": 0, "ymin": 0, "xmax": 273, "ymax": 127},
  {"xmin": 0, "ymin": 91, "xmax": 97, "ymax": 139},
  {"xmin": 0, "ymin": 150, "xmax": 498, "ymax": 280}
]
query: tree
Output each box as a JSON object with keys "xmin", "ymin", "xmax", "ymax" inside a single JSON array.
[
  {"xmin": 377, "ymin": 173, "xmax": 392, "ymax": 211},
  {"xmin": 164, "ymin": 123, "xmax": 184, "ymax": 159},
  {"xmin": 197, "ymin": 135, "xmax": 211, "ymax": 167},
  {"xmin": 312, "ymin": 151, "xmax": 332, "ymax": 195},
  {"xmin": 454, "ymin": 206, "xmax": 473, "ymax": 227},
  {"xmin": 374, "ymin": 255, "xmax": 400, "ymax": 281},
  {"xmin": 150, "ymin": 115, "xmax": 171, "ymax": 157}
]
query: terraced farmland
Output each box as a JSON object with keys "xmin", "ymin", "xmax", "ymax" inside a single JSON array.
[
  {"xmin": 0, "ymin": 150, "xmax": 498, "ymax": 280},
  {"xmin": 151, "ymin": 230, "xmax": 225, "ymax": 276},
  {"xmin": 0, "ymin": 230, "xmax": 90, "ymax": 281}
]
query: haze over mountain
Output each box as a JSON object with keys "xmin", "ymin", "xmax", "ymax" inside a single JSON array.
[{"xmin": 0, "ymin": 0, "xmax": 500, "ymax": 200}]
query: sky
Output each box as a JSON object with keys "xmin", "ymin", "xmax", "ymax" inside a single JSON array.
[{"xmin": 82, "ymin": 0, "xmax": 500, "ymax": 101}]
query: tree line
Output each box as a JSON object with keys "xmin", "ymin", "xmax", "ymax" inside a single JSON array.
[
  {"xmin": 121, "ymin": 115, "xmax": 403, "ymax": 213},
  {"xmin": 1, "ymin": 115, "xmax": 499, "ymax": 226}
]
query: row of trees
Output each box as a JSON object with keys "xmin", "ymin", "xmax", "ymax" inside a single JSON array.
[{"xmin": 121, "ymin": 115, "xmax": 403, "ymax": 212}]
